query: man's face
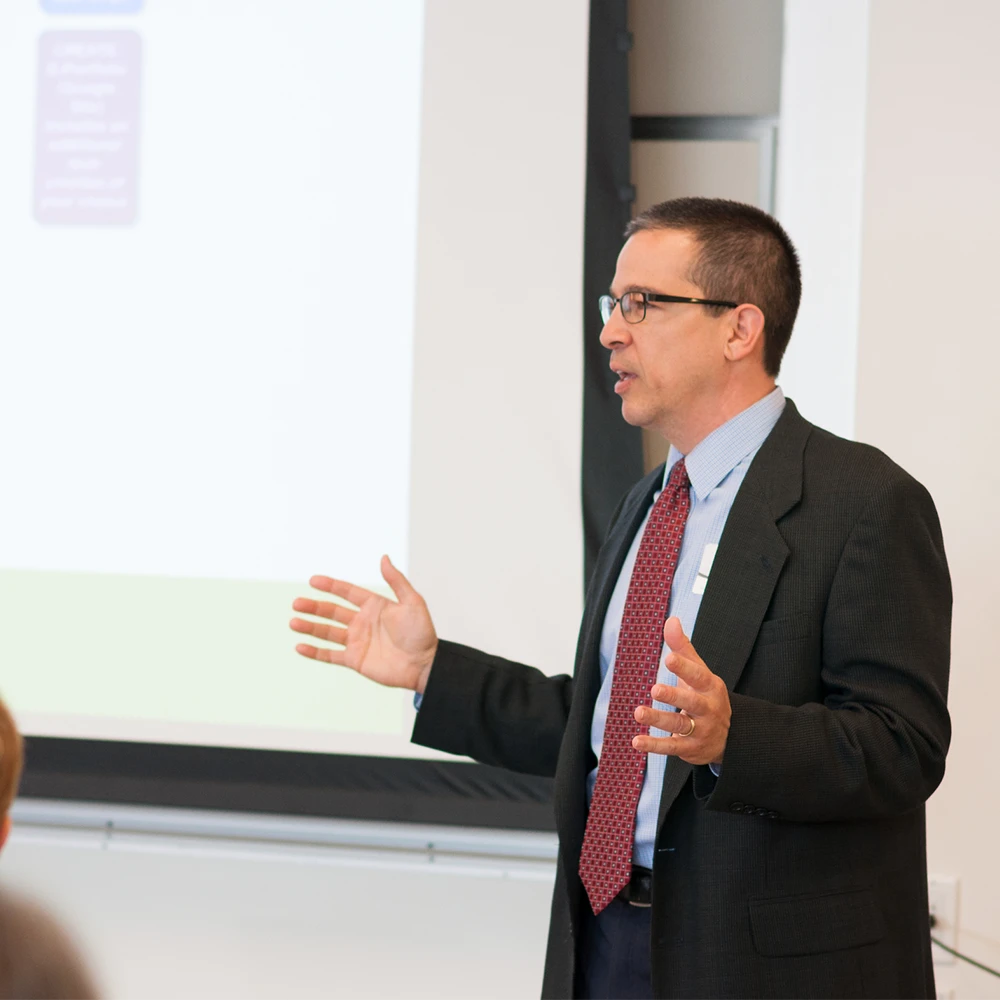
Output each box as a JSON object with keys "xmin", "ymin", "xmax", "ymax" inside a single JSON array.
[{"xmin": 600, "ymin": 228, "xmax": 734, "ymax": 436}]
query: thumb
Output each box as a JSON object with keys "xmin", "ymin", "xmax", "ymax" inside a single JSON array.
[
  {"xmin": 381, "ymin": 554, "xmax": 418, "ymax": 603},
  {"xmin": 663, "ymin": 616, "xmax": 693, "ymax": 654}
]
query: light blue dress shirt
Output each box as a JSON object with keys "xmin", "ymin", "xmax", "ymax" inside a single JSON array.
[{"xmin": 587, "ymin": 387, "xmax": 786, "ymax": 868}]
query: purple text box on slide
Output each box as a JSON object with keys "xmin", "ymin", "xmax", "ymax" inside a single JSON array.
[
  {"xmin": 41, "ymin": 0, "xmax": 144, "ymax": 12},
  {"xmin": 35, "ymin": 31, "xmax": 142, "ymax": 226}
]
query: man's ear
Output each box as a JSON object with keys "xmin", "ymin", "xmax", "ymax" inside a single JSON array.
[
  {"xmin": 0, "ymin": 813, "xmax": 9, "ymax": 851},
  {"xmin": 724, "ymin": 303, "xmax": 766, "ymax": 363}
]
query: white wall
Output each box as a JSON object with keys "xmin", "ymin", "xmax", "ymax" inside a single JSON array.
[
  {"xmin": 779, "ymin": 5, "xmax": 1000, "ymax": 995},
  {"xmin": 775, "ymin": 0, "xmax": 869, "ymax": 439},
  {"xmin": 4, "ymin": 801, "xmax": 556, "ymax": 1000},
  {"xmin": 853, "ymin": 2, "xmax": 1000, "ymax": 996}
]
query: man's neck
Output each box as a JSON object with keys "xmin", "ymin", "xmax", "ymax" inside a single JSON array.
[{"xmin": 658, "ymin": 379, "xmax": 777, "ymax": 455}]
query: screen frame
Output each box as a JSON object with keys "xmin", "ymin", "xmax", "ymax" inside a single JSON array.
[{"xmin": 19, "ymin": 0, "xmax": 640, "ymax": 832}]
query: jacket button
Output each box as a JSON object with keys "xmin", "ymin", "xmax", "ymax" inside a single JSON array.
[
  {"xmin": 767, "ymin": 811, "xmax": 779, "ymax": 820},
  {"xmin": 755, "ymin": 807, "xmax": 769, "ymax": 818},
  {"xmin": 730, "ymin": 801, "xmax": 745, "ymax": 814}
]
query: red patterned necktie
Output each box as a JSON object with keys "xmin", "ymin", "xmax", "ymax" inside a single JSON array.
[{"xmin": 578, "ymin": 458, "xmax": 692, "ymax": 915}]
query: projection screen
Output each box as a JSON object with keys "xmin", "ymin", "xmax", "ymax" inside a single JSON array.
[{"xmin": 0, "ymin": 0, "xmax": 591, "ymax": 776}]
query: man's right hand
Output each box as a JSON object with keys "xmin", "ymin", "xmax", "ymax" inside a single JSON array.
[{"xmin": 290, "ymin": 555, "xmax": 438, "ymax": 695}]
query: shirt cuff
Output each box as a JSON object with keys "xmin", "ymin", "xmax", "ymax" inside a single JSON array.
[{"xmin": 413, "ymin": 692, "xmax": 423, "ymax": 711}]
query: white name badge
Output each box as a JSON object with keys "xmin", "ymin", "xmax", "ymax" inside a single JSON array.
[{"xmin": 692, "ymin": 543, "xmax": 718, "ymax": 595}]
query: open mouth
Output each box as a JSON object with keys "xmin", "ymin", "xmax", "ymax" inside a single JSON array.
[{"xmin": 612, "ymin": 368, "xmax": 637, "ymax": 393}]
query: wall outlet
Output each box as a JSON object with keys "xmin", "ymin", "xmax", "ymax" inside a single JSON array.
[{"xmin": 928, "ymin": 875, "xmax": 959, "ymax": 965}]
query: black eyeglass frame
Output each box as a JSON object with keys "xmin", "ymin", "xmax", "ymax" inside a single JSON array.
[{"xmin": 599, "ymin": 290, "xmax": 739, "ymax": 324}]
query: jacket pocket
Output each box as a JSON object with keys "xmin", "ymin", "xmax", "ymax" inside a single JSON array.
[
  {"xmin": 754, "ymin": 612, "xmax": 812, "ymax": 647},
  {"xmin": 749, "ymin": 887, "xmax": 886, "ymax": 957}
]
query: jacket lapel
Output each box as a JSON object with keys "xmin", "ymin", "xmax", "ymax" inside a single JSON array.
[
  {"xmin": 656, "ymin": 401, "xmax": 813, "ymax": 828},
  {"xmin": 573, "ymin": 467, "xmax": 663, "ymax": 712}
]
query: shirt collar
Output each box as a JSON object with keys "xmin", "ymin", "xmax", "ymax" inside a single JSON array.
[{"xmin": 664, "ymin": 386, "xmax": 786, "ymax": 502}]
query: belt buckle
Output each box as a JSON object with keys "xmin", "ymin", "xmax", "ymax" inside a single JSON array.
[{"xmin": 626, "ymin": 866, "xmax": 652, "ymax": 907}]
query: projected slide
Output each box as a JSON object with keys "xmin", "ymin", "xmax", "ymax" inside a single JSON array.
[{"xmin": 0, "ymin": 1, "xmax": 427, "ymax": 753}]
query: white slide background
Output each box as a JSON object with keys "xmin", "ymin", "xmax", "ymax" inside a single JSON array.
[{"xmin": 0, "ymin": 0, "xmax": 423, "ymax": 584}]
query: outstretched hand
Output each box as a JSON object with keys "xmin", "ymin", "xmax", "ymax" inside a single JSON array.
[
  {"xmin": 289, "ymin": 555, "xmax": 438, "ymax": 694},
  {"xmin": 631, "ymin": 617, "xmax": 731, "ymax": 766}
]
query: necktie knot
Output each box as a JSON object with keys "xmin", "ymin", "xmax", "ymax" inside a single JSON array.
[{"xmin": 668, "ymin": 457, "xmax": 689, "ymax": 491}]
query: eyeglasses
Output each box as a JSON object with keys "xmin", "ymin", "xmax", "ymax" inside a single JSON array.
[{"xmin": 599, "ymin": 290, "xmax": 738, "ymax": 325}]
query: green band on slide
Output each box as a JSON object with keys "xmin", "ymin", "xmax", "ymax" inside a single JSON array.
[{"xmin": 0, "ymin": 569, "xmax": 402, "ymax": 742}]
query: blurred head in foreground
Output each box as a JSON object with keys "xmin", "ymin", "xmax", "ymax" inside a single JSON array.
[
  {"xmin": 0, "ymin": 697, "xmax": 22, "ymax": 851},
  {"xmin": 0, "ymin": 888, "xmax": 98, "ymax": 1000}
]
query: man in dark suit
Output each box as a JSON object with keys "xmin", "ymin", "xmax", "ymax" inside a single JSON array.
[{"xmin": 291, "ymin": 198, "xmax": 951, "ymax": 999}]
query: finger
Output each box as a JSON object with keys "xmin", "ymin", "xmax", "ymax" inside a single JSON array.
[
  {"xmin": 663, "ymin": 616, "xmax": 697, "ymax": 656},
  {"xmin": 631, "ymin": 733, "xmax": 689, "ymax": 756},
  {"xmin": 308, "ymin": 575, "xmax": 374, "ymax": 609},
  {"xmin": 665, "ymin": 650, "xmax": 716, "ymax": 693},
  {"xmin": 649, "ymin": 684, "xmax": 709, "ymax": 716},
  {"xmin": 291, "ymin": 597, "xmax": 356, "ymax": 625},
  {"xmin": 380, "ymin": 554, "xmax": 418, "ymax": 603},
  {"xmin": 290, "ymin": 618, "xmax": 347, "ymax": 646},
  {"xmin": 633, "ymin": 705, "xmax": 696, "ymax": 733},
  {"xmin": 294, "ymin": 642, "xmax": 350, "ymax": 666}
]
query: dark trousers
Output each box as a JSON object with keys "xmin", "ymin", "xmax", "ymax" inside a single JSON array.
[{"xmin": 577, "ymin": 898, "xmax": 653, "ymax": 1000}]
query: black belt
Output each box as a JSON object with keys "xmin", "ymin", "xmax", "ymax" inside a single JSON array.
[{"xmin": 616, "ymin": 865, "xmax": 652, "ymax": 907}]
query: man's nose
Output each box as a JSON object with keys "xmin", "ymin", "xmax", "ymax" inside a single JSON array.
[{"xmin": 599, "ymin": 309, "xmax": 630, "ymax": 350}]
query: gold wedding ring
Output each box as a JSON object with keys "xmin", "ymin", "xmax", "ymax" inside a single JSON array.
[{"xmin": 680, "ymin": 716, "xmax": 696, "ymax": 737}]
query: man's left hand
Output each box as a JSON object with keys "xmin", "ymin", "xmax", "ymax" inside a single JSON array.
[{"xmin": 632, "ymin": 616, "xmax": 731, "ymax": 767}]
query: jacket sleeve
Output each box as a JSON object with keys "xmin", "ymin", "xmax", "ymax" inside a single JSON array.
[
  {"xmin": 410, "ymin": 641, "xmax": 573, "ymax": 777},
  {"xmin": 409, "ymin": 484, "xmax": 639, "ymax": 777},
  {"xmin": 701, "ymin": 473, "xmax": 952, "ymax": 822}
]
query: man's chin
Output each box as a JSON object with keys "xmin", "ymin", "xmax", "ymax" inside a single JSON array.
[{"xmin": 619, "ymin": 400, "xmax": 650, "ymax": 429}]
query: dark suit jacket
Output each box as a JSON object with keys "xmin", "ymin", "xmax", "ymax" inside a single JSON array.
[{"xmin": 411, "ymin": 401, "xmax": 951, "ymax": 999}]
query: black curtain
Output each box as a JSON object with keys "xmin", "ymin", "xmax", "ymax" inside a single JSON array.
[{"xmin": 581, "ymin": 0, "xmax": 645, "ymax": 586}]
